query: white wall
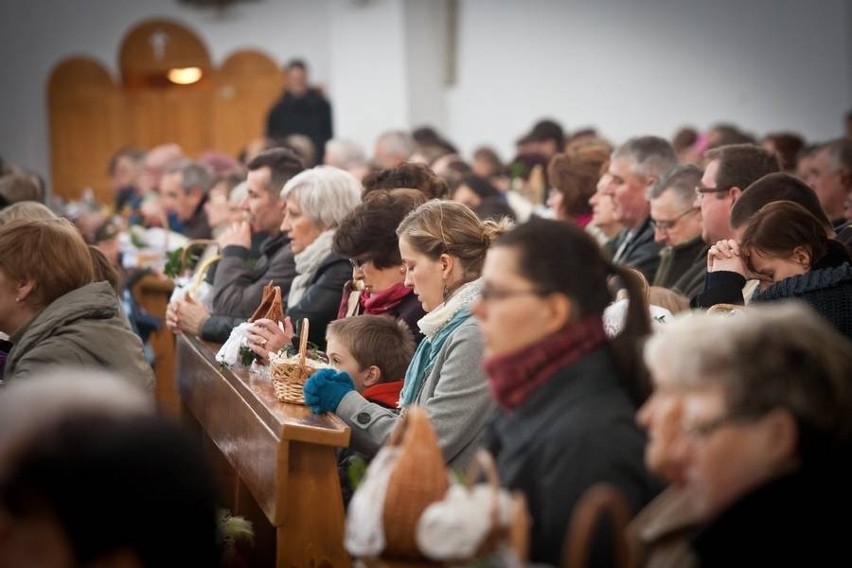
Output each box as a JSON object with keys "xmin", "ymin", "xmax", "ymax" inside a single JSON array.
[
  {"xmin": 328, "ymin": 0, "xmax": 409, "ymax": 156},
  {"xmin": 0, "ymin": 0, "xmax": 849, "ymax": 188},
  {"xmin": 449, "ymin": 0, "xmax": 852, "ymax": 161}
]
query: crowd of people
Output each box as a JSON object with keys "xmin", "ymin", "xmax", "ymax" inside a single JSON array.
[{"xmin": 0, "ymin": 107, "xmax": 850, "ymax": 567}]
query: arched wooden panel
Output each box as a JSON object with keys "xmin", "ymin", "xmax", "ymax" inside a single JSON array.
[
  {"xmin": 47, "ymin": 22, "xmax": 285, "ymax": 207},
  {"xmin": 119, "ymin": 18, "xmax": 212, "ymax": 89},
  {"xmin": 118, "ymin": 19, "xmax": 213, "ymax": 159},
  {"xmin": 211, "ymin": 49, "xmax": 285, "ymax": 156},
  {"xmin": 48, "ymin": 57, "xmax": 122, "ymax": 204}
]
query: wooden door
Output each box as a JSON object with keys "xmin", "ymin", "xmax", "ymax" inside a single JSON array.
[{"xmin": 48, "ymin": 57, "xmax": 123, "ymax": 204}]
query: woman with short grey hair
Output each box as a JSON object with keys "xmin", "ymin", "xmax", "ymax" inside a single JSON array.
[
  {"xmin": 250, "ymin": 166, "xmax": 361, "ymax": 351},
  {"xmin": 638, "ymin": 302, "xmax": 852, "ymax": 565}
]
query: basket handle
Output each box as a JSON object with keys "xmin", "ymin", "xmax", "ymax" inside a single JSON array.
[
  {"xmin": 385, "ymin": 405, "xmax": 413, "ymax": 447},
  {"xmin": 179, "ymin": 239, "xmax": 218, "ymax": 274},
  {"xmin": 465, "ymin": 449, "xmax": 502, "ymax": 535},
  {"xmin": 297, "ymin": 318, "xmax": 310, "ymax": 367},
  {"xmin": 190, "ymin": 254, "xmax": 221, "ymax": 294}
]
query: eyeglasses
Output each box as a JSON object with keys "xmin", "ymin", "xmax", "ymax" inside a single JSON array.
[
  {"xmin": 682, "ymin": 413, "xmax": 754, "ymax": 439},
  {"xmin": 650, "ymin": 208, "xmax": 699, "ymax": 232},
  {"xmin": 479, "ymin": 286, "xmax": 548, "ymax": 302},
  {"xmin": 694, "ymin": 185, "xmax": 731, "ymax": 199},
  {"xmin": 349, "ymin": 257, "xmax": 370, "ymax": 271}
]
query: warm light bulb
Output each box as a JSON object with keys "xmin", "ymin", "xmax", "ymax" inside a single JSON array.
[{"xmin": 167, "ymin": 67, "xmax": 203, "ymax": 85}]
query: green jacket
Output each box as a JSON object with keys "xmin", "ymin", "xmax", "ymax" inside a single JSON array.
[{"xmin": 6, "ymin": 281, "xmax": 154, "ymax": 392}]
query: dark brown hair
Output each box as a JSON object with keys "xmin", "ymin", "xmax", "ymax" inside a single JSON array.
[
  {"xmin": 731, "ymin": 172, "xmax": 832, "ymax": 232},
  {"xmin": 493, "ymin": 218, "xmax": 652, "ymax": 405},
  {"xmin": 703, "ymin": 144, "xmax": 780, "ymax": 200},
  {"xmin": 546, "ymin": 153, "xmax": 602, "ymax": 218},
  {"xmin": 362, "ymin": 162, "xmax": 449, "ymax": 200},
  {"xmin": 246, "ymin": 147, "xmax": 305, "ymax": 195},
  {"xmin": 740, "ymin": 201, "xmax": 831, "ymax": 274},
  {"xmin": 333, "ymin": 189, "xmax": 427, "ymax": 269}
]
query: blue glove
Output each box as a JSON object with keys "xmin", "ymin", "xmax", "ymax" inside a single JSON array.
[{"xmin": 303, "ymin": 368, "xmax": 355, "ymax": 414}]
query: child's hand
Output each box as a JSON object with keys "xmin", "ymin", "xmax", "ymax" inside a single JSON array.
[{"xmin": 303, "ymin": 369, "xmax": 355, "ymax": 414}]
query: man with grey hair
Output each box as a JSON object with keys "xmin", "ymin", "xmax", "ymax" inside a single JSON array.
[
  {"xmin": 801, "ymin": 138, "xmax": 851, "ymax": 229},
  {"xmin": 649, "ymin": 164, "xmax": 706, "ymax": 298},
  {"xmin": 159, "ymin": 159, "xmax": 214, "ymax": 239},
  {"xmin": 373, "ymin": 129, "xmax": 416, "ymax": 170},
  {"xmin": 324, "ymin": 138, "xmax": 370, "ymax": 180},
  {"xmin": 603, "ymin": 136, "xmax": 678, "ymax": 282}
]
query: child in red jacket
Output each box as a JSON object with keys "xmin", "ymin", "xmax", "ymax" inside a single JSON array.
[{"xmin": 325, "ymin": 314, "xmax": 415, "ymax": 410}]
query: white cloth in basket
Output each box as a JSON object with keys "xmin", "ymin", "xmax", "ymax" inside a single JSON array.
[
  {"xmin": 344, "ymin": 445, "xmax": 402, "ymax": 557},
  {"xmin": 215, "ymin": 322, "xmax": 253, "ymax": 367},
  {"xmin": 416, "ymin": 483, "xmax": 515, "ymax": 561}
]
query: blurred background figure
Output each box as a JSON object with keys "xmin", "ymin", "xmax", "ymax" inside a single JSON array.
[
  {"xmin": 0, "ymin": 369, "xmax": 222, "ymax": 568},
  {"xmin": 324, "ymin": 138, "xmax": 370, "ymax": 181},
  {"xmin": 265, "ymin": 58, "xmax": 333, "ymax": 165},
  {"xmin": 643, "ymin": 303, "xmax": 852, "ymax": 565}
]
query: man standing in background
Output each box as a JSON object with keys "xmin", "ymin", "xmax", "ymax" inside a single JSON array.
[{"xmin": 266, "ymin": 59, "xmax": 333, "ymax": 165}]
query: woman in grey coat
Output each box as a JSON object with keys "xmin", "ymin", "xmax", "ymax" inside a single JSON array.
[{"xmin": 303, "ymin": 201, "xmax": 511, "ymax": 470}]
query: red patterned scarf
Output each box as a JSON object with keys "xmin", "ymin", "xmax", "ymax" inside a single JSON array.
[
  {"xmin": 483, "ymin": 314, "xmax": 607, "ymax": 411},
  {"xmin": 361, "ymin": 282, "xmax": 412, "ymax": 315}
]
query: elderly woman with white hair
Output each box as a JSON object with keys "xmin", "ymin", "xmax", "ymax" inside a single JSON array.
[{"xmin": 249, "ymin": 166, "xmax": 361, "ymax": 351}]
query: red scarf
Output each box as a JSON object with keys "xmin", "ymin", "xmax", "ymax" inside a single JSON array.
[
  {"xmin": 483, "ymin": 314, "xmax": 607, "ymax": 411},
  {"xmin": 363, "ymin": 380, "xmax": 404, "ymax": 409},
  {"xmin": 360, "ymin": 282, "xmax": 412, "ymax": 315}
]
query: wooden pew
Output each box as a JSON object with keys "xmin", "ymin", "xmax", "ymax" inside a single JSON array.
[
  {"xmin": 130, "ymin": 272, "xmax": 178, "ymax": 416},
  {"xmin": 177, "ymin": 334, "xmax": 352, "ymax": 568}
]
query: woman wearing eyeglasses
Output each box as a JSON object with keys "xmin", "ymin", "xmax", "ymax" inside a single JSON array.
[
  {"xmin": 472, "ymin": 218, "xmax": 662, "ymax": 567},
  {"xmin": 302, "ymin": 201, "xmax": 510, "ymax": 469},
  {"xmin": 642, "ymin": 303, "xmax": 852, "ymax": 566},
  {"xmin": 330, "ymin": 189, "xmax": 428, "ymax": 345}
]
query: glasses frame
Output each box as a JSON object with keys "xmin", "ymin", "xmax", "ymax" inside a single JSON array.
[
  {"xmin": 349, "ymin": 256, "xmax": 370, "ymax": 271},
  {"xmin": 478, "ymin": 286, "xmax": 549, "ymax": 302},
  {"xmin": 682, "ymin": 412, "xmax": 758, "ymax": 440},
  {"xmin": 694, "ymin": 185, "xmax": 732, "ymax": 199},
  {"xmin": 650, "ymin": 207, "xmax": 699, "ymax": 232}
]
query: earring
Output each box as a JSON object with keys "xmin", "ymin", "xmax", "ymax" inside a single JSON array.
[
  {"xmin": 15, "ymin": 297, "xmax": 21, "ymax": 303},
  {"xmin": 442, "ymin": 280, "xmax": 450, "ymax": 301},
  {"xmin": 399, "ymin": 266, "xmax": 407, "ymax": 274}
]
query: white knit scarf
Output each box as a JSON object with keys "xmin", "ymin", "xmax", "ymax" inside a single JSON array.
[
  {"xmin": 288, "ymin": 230, "xmax": 335, "ymax": 307},
  {"xmin": 417, "ymin": 278, "xmax": 483, "ymax": 339}
]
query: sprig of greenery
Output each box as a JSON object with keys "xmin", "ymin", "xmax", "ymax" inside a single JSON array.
[
  {"xmin": 163, "ymin": 248, "xmax": 184, "ymax": 278},
  {"xmin": 129, "ymin": 230, "xmax": 147, "ymax": 249},
  {"xmin": 238, "ymin": 345, "xmax": 255, "ymax": 367},
  {"xmin": 345, "ymin": 455, "xmax": 368, "ymax": 490}
]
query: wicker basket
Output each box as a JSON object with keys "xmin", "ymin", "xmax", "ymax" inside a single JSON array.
[
  {"xmin": 382, "ymin": 407, "xmax": 451, "ymax": 560},
  {"xmin": 269, "ymin": 318, "xmax": 318, "ymax": 405}
]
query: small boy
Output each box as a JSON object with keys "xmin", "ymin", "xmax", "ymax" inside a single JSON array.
[
  {"xmin": 325, "ymin": 314, "xmax": 415, "ymax": 409},
  {"xmin": 320, "ymin": 315, "xmax": 416, "ymax": 508}
]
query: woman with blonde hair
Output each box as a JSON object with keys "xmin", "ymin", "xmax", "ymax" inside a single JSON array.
[{"xmin": 303, "ymin": 201, "xmax": 510, "ymax": 469}]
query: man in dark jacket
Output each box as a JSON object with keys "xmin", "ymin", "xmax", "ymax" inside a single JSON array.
[
  {"xmin": 649, "ymin": 164, "xmax": 707, "ymax": 299},
  {"xmin": 603, "ymin": 136, "xmax": 677, "ymax": 283},
  {"xmin": 166, "ymin": 148, "xmax": 304, "ymax": 343},
  {"xmin": 266, "ymin": 59, "xmax": 333, "ymax": 165}
]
